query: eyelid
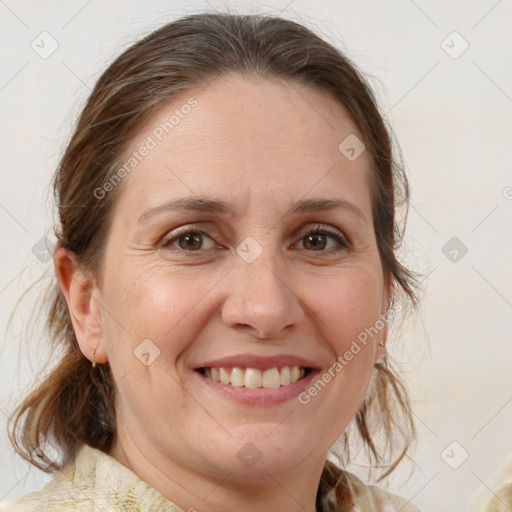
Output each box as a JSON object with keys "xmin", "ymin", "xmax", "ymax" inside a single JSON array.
[{"xmin": 160, "ymin": 225, "xmax": 220, "ymax": 247}]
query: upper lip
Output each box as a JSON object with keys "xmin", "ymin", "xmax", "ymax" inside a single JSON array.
[{"xmin": 194, "ymin": 354, "xmax": 320, "ymax": 371}]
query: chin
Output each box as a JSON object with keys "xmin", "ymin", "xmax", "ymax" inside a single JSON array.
[{"xmin": 203, "ymin": 427, "xmax": 315, "ymax": 480}]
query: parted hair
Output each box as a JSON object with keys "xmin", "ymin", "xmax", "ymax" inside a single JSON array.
[{"xmin": 9, "ymin": 10, "xmax": 418, "ymax": 495}]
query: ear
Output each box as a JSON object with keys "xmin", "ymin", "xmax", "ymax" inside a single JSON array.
[
  {"xmin": 375, "ymin": 275, "xmax": 393, "ymax": 362},
  {"xmin": 53, "ymin": 246, "xmax": 108, "ymax": 365}
]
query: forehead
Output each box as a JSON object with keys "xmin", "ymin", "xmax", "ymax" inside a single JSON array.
[{"xmin": 114, "ymin": 73, "xmax": 372, "ymax": 219}]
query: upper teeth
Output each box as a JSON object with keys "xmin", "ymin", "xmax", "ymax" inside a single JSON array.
[{"xmin": 203, "ymin": 366, "xmax": 306, "ymax": 388}]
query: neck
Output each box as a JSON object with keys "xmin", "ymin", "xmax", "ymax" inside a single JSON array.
[{"xmin": 108, "ymin": 430, "xmax": 326, "ymax": 512}]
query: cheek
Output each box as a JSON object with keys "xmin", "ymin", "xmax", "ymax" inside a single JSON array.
[
  {"xmin": 99, "ymin": 264, "xmax": 209, "ymax": 426},
  {"xmin": 100, "ymin": 261, "xmax": 220, "ymax": 375},
  {"xmin": 301, "ymin": 264, "xmax": 384, "ymax": 345},
  {"xmin": 301, "ymin": 265, "xmax": 383, "ymax": 397},
  {"xmin": 293, "ymin": 266, "xmax": 383, "ymax": 438}
]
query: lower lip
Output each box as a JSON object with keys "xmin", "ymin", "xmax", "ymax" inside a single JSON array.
[{"xmin": 194, "ymin": 369, "xmax": 320, "ymax": 406}]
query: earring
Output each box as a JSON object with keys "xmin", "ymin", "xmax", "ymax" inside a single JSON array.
[
  {"xmin": 91, "ymin": 345, "xmax": 98, "ymax": 367},
  {"xmin": 378, "ymin": 341, "xmax": 385, "ymax": 347},
  {"xmin": 385, "ymin": 297, "xmax": 395, "ymax": 321}
]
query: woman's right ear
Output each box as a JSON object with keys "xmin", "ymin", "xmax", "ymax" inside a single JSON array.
[{"xmin": 53, "ymin": 247, "xmax": 107, "ymax": 364}]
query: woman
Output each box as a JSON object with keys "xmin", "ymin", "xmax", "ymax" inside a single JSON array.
[{"xmin": 3, "ymin": 12, "xmax": 421, "ymax": 512}]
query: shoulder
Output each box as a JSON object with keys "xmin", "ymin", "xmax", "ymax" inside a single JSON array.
[
  {"xmin": 345, "ymin": 470, "xmax": 424, "ymax": 512},
  {"xmin": 0, "ymin": 461, "xmax": 82, "ymax": 512},
  {"xmin": 1, "ymin": 445, "xmax": 181, "ymax": 512},
  {"xmin": 319, "ymin": 460, "xmax": 424, "ymax": 512},
  {"xmin": 470, "ymin": 456, "xmax": 512, "ymax": 512},
  {"xmin": 0, "ymin": 447, "xmax": 93, "ymax": 512}
]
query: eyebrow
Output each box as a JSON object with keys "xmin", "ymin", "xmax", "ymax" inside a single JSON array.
[{"xmin": 137, "ymin": 196, "xmax": 367, "ymax": 224}]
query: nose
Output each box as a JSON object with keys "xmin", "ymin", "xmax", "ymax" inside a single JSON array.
[{"xmin": 221, "ymin": 250, "xmax": 304, "ymax": 340}]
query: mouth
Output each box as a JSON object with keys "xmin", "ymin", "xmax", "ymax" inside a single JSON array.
[
  {"xmin": 196, "ymin": 366, "xmax": 311, "ymax": 389},
  {"xmin": 192, "ymin": 354, "xmax": 321, "ymax": 405}
]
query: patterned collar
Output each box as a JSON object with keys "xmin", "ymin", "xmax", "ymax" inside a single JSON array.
[{"xmin": 3, "ymin": 444, "xmax": 421, "ymax": 512}]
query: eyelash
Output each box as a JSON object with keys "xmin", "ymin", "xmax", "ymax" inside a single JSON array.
[{"xmin": 159, "ymin": 224, "xmax": 350, "ymax": 256}]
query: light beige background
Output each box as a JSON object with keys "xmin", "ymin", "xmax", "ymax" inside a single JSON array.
[{"xmin": 1, "ymin": 1, "xmax": 511, "ymax": 511}]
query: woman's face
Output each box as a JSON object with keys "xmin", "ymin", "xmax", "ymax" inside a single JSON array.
[{"xmin": 90, "ymin": 74, "xmax": 389, "ymax": 481}]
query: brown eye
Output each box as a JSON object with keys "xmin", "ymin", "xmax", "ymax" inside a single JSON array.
[
  {"xmin": 303, "ymin": 233, "xmax": 328, "ymax": 251},
  {"xmin": 161, "ymin": 229, "xmax": 216, "ymax": 253},
  {"xmin": 177, "ymin": 232, "xmax": 203, "ymax": 250},
  {"xmin": 298, "ymin": 225, "xmax": 350, "ymax": 254}
]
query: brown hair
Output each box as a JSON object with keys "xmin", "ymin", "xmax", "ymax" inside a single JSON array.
[{"xmin": 9, "ymin": 11, "xmax": 418, "ymax": 485}]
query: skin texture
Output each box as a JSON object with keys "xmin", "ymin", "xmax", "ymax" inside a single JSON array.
[{"xmin": 54, "ymin": 73, "xmax": 390, "ymax": 512}]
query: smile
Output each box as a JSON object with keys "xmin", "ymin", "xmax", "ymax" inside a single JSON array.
[{"xmin": 197, "ymin": 366, "xmax": 310, "ymax": 388}]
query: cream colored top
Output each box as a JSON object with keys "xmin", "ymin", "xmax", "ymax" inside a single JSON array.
[
  {"xmin": 1, "ymin": 445, "xmax": 422, "ymax": 511},
  {"xmin": 470, "ymin": 456, "xmax": 512, "ymax": 512}
]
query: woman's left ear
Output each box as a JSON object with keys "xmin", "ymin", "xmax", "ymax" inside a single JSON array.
[{"xmin": 375, "ymin": 278, "xmax": 392, "ymax": 362}]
